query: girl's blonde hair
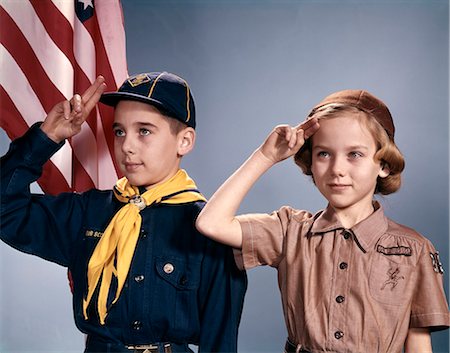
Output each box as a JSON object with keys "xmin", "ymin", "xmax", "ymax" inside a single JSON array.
[{"xmin": 294, "ymin": 104, "xmax": 405, "ymax": 195}]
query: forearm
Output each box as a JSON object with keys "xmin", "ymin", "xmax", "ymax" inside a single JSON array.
[
  {"xmin": 196, "ymin": 149, "xmax": 274, "ymax": 248},
  {"xmin": 404, "ymin": 328, "xmax": 432, "ymax": 353}
]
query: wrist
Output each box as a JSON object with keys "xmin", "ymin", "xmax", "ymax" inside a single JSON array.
[
  {"xmin": 40, "ymin": 123, "xmax": 63, "ymax": 143},
  {"xmin": 252, "ymin": 149, "xmax": 276, "ymax": 169}
]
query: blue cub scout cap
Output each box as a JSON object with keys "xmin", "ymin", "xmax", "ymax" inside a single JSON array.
[{"xmin": 100, "ymin": 72, "xmax": 196, "ymax": 129}]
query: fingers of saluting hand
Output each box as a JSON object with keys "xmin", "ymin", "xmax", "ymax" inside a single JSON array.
[
  {"xmin": 65, "ymin": 94, "xmax": 82, "ymax": 120},
  {"xmin": 274, "ymin": 125, "xmax": 299, "ymax": 149},
  {"xmin": 296, "ymin": 117, "xmax": 320, "ymax": 140},
  {"xmin": 82, "ymin": 76, "xmax": 106, "ymax": 113}
]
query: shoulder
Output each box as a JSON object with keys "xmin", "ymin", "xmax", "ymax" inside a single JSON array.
[
  {"xmin": 385, "ymin": 218, "xmax": 429, "ymax": 243},
  {"xmin": 378, "ymin": 217, "xmax": 437, "ymax": 259}
]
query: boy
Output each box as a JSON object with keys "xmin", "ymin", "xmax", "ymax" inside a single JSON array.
[
  {"xmin": 0, "ymin": 72, "xmax": 247, "ymax": 352},
  {"xmin": 196, "ymin": 90, "xmax": 449, "ymax": 353}
]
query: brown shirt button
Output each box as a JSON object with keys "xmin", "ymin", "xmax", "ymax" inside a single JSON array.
[
  {"xmin": 336, "ymin": 295, "xmax": 345, "ymax": 303},
  {"xmin": 334, "ymin": 331, "xmax": 344, "ymax": 339},
  {"xmin": 339, "ymin": 262, "xmax": 348, "ymax": 270},
  {"xmin": 342, "ymin": 230, "xmax": 351, "ymax": 240}
]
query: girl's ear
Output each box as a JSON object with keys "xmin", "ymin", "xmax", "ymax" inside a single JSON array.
[
  {"xmin": 177, "ymin": 128, "xmax": 196, "ymax": 156},
  {"xmin": 379, "ymin": 162, "xmax": 390, "ymax": 178}
]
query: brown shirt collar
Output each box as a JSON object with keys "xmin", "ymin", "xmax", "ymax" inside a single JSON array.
[{"xmin": 310, "ymin": 201, "xmax": 389, "ymax": 252}]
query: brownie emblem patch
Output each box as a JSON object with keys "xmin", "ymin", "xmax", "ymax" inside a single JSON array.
[{"xmin": 381, "ymin": 267, "xmax": 405, "ymax": 291}]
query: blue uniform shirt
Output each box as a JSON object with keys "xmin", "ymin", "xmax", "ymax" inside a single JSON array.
[{"xmin": 0, "ymin": 124, "xmax": 247, "ymax": 352}]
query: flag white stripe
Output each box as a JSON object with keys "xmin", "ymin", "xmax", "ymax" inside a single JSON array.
[
  {"xmin": 0, "ymin": 44, "xmax": 73, "ymax": 185},
  {"xmin": 74, "ymin": 15, "xmax": 96, "ymax": 82},
  {"xmin": 2, "ymin": 0, "xmax": 73, "ymax": 100},
  {"xmin": 96, "ymin": 0, "xmax": 128, "ymax": 88}
]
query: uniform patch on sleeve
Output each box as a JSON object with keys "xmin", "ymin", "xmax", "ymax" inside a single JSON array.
[
  {"xmin": 376, "ymin": 245, "xmax": 412, "ymax": 256},
  {"xmin": 430, "ymin": 252, "xmax": 444, "ymax": 274}
]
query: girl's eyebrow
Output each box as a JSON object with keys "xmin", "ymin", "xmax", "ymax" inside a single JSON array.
[{"xmin": 312, "ymin": 144, "xmax": 369, "ymax": 151}]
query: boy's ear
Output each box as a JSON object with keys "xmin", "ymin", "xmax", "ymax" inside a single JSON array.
[
  {"xmin": 379, "ymin": 162, "xmax": 390, "ymax": 178},
  {"xmin": 177, "ymin": 128, "xmax": 196, "ymax": 156}
]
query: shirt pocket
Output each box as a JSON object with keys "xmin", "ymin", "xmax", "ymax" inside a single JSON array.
[
  {"xmin": 368, "ymin": 254, "xmax": 413, "ymax": 306},
  {"xmin": 151, "ymin": 256, "xmax": 202, "ymax": 335},
  {"xmin": 155, "ymin": 256, "xmax": 201, "ymax": 290}
]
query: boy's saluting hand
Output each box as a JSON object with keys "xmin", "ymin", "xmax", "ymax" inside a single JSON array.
[
  {"xmin": 41, "ymin": 76, "xmax": 106, "ymax": 143},
  {"xmin": 259, "ymin": 117, "xmax": 319, "ymax": 164}
]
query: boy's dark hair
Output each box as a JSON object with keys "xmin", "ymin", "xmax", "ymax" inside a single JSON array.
[{"xmin": 294, "ymin": 104, "xmax": 405, "ymax": 195}]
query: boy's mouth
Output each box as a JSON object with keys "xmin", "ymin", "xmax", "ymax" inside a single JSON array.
[{"xmin": 124, "ymin": 162, "xmax": 143, "ymax": 172}]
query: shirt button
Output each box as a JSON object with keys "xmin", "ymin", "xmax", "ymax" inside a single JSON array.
[
  {"xmin": 132, "ymin": 320, "xmax": 142, "ymax": 330},
  {"xmin": 342, "ymin": 230, "xmax": 351, "ymax": 240},
  {"xmin": 336, "ymin": 295, "xmax": 345, "ymax": 303},
  {"xmin": 179, "ymin": 275, "xmax": 188, "ymax": 285},
  {"xmin": 134, "ymin": 275, "xmax": 144, "ymax": 283},
  {"xmin": 163, "ymin": 263, "xmax": 174, "ymax": 274},
  {"xmin": 334, "ymin": 331, "xmax": 344, "ymax": 339},
  {"xmin": 339, "ymin": 262, "xmax": 348, "ymax": 270}
]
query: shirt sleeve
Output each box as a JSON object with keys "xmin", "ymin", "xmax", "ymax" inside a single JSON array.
[
  {"xmin": 234, "ymin": 206, "xmax": 295, "ymax": 270},
  {"xmin": 0, "ymin": 124, "xmax": 86, "ymax": 266},
  {"xmin": 409, "ymin": 238, "xmax": 450, "ymax": 330},
  {"xmin": 197, "ymin": 239, "xmax": 247, "ymax": 352}
]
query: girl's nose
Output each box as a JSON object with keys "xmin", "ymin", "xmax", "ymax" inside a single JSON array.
[{"xmin": 330, "ymin": 156, "xmax": 346, "ymax": 177}]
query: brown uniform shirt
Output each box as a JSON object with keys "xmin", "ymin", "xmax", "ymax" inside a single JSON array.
[{"xmin": 235, "ymin": 202, "xmax": 449, "ymax": 353}]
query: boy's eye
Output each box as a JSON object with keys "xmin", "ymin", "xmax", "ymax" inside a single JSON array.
[
  {"xmin": 113, "ymin": 129, "xmax": 125, "ymax": 137},
  {"xmin": 139, "ymin": 128, "xmax": 151, "ymax": 136}
]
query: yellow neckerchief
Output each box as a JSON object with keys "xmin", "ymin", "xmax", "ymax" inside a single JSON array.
[{"xmin": 83, "ymin": 169, "xmax": 206, "ymax": 325}]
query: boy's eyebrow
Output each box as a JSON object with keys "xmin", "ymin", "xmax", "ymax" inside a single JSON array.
[{"xmin": 112, "ymin": 122, "xmax": 159, "ymax": 129}]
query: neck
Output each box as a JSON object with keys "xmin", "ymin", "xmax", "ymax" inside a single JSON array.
[{"xmin": 333, "ymin": 202, "xmax": 375, "ymax": 229}]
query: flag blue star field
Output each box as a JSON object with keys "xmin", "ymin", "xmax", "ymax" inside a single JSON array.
[{"xmin": 0, "ymin": 0, "xmax": 128, "ymax": 194}]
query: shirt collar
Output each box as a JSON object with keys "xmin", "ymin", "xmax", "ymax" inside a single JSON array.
[{"xmin": 309, "ymin": 201, "xmax": 389, "ymax": 252}]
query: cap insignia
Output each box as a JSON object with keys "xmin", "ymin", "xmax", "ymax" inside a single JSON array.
[{"xmin": 128, "ymin": 73, "xmax": 150, "ymax": 87}]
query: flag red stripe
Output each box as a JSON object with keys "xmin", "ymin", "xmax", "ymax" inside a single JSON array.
[
  {"xmin": 0, "ymin": 14, "xmax": 97, "ymax": 193},
  {"xmin": 0, "ymin": 86, "xmax": 30, "ymax": 141},
  {"xmin": 0, "ymin": 86, "xmax": 71, "ymax": 194},
  {"xmin": 28, "ymin": 0, "xmax": 99, "ymax": 131},
  {"xmin": 0, "ymin": 6, "xmax": 64, "ymax": 113}
]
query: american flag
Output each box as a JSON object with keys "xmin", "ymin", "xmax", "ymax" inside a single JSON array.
[{"xmin": 0, "ymin": 0, "xmax": 128, "ymax": 194}]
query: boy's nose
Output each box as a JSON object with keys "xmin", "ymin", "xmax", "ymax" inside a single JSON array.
[{"xmin": 121, "ymin": 136, "xmax": 135, "ymax": 154}]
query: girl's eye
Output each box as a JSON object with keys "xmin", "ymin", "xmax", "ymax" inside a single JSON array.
[
  {"xmin": 140, "ymin": 128, "xmax": 151, "ymax": 136},
  {"xmin": 317, "ymin": 151, "xmax": 330, "ymax": 158},
  {"xmin": 349, "ymin": 151, "xmax": 363, "ymax": 159},
  {"xmin": 113, "ymin": 129, "xmax": 125, "ymax": 137}
]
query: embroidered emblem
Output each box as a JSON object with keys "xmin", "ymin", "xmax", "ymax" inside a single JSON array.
[
  {"xmin": 85, "ymin": 230, "xmax": 103, "ymax": 238},
  {"xmin": 430, "ymin": 252, "xmax": 444, "ymax": 274},
  {"xmin": 377, "ymin": 245, "xmax": 412, "ymax": 256},
  {"xmin": 128, "ymin": 73, "xmax": 150, "ymax": 87},
  {"xmin": 381, "ymin": 267, "xmax": 405, "ymax": 290}
]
